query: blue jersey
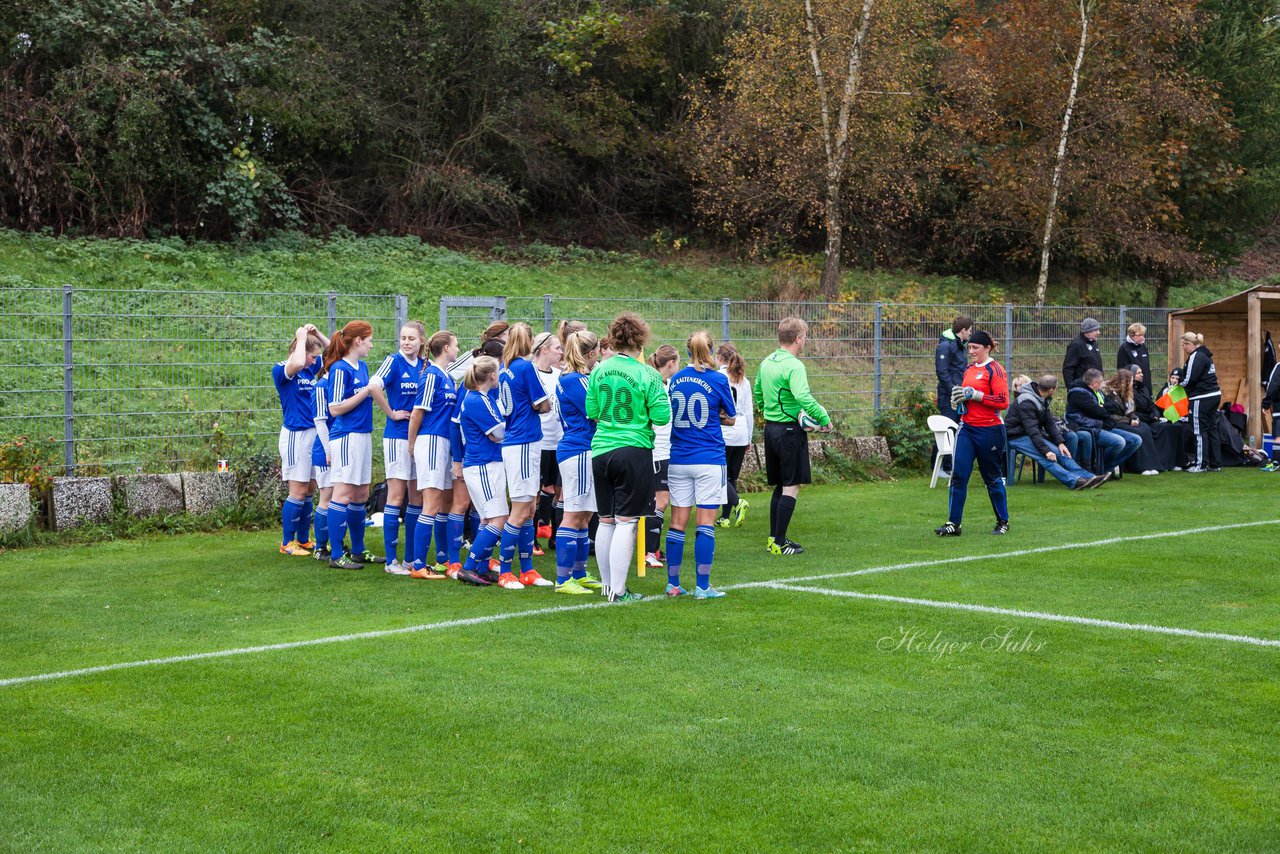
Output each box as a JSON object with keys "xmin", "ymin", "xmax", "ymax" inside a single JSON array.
[
  {"xmin": 668, "ymin": 366, "xmax": 737, "ymax": 466},
  {"xmin": 273, "ymin": 355, "xmax": 322, "ymax": 431},
  {"xmin": 556, "ymin": 371, "xmax": 596, "ymax": 462},
  {"xmin": 498, "ymin": 357, "xmax": 547, "ymax": 446},
  {"xmin": 328, "ymin": 358, "xmax": 373, "ymax": 440},
  {"xmin": 311, "ymin": 376, "xmax": 331, "ymax": 467},
  {"xmin": 372, "ymin": 352, "xmax": 422, "ymax": 440},
  {"xmin": 414, "ymin": 363, "xmax": 458, "ymax": 439},
  {"xmin": 458, "ymin": 388, "xmax": 505, "ymax": 467}
]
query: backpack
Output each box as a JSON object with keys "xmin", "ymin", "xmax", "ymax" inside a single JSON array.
[{"xmin": 367, "ymin": 480, "xmax": 388, "ymax": 514}]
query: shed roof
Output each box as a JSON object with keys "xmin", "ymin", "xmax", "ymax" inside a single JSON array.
[{"xmin": 1168, "ymin": 284, "xmax": 1280, "ymax": 316}]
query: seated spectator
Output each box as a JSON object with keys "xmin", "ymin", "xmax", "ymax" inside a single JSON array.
[
  {"xmin": 1011, "ymin": 374, "xmax": 1032, "ymax": 395},
  {"xmin": 1005, "ymin": 375, "xmax": 1106, "ymax": 489},
  {"xmin": 1131, "ymin": 365, "xmax": 1186, "ymax": 471},
  {"xmin": 1102, "ymin": 368, "xmax": 1161, "ymax": 475},
  {"xmin": 1054, "ymin": 411, "xmax": 1093, "ymax": 467},
  {"xmin": 1066, "ymin": 368, "xmax": 1142, "ymax": 471}
]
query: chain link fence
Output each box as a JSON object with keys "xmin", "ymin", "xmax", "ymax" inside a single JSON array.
[{"xmin": 0, "ymin": 287, "xmax": 1169, "ymax": 479}]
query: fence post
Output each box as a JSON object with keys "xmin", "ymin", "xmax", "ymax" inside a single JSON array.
[
  {"xmin": 1004, "ymin": 303, "xmax": 1014, "ymax": 373},
  {"xmin": 439, "ymin": 297, "xmax": 448, "ymax": 332},
  {"xmin": 544, "ymin": 294, "xmax": 553, "ymax": 333},
  {"xmin": 721, "ymin": 298, "xmax": 731, "ymax": 343},
  {"xmin": 1118, "ymin": 305, "xmax": 1127, "ymax": 341},
  {"xmin": 327, "ymin": 292, "xmax": 337, "ymax": 336},
  {"xmin": 394, "ymin": 295, "xmax": 408, "ymax": 341},
  {"xmin": 62, "ymin": 285, "xmax": 75, "ymax": 476},
  {"xmin": 492, "ymin": 297, "xmax": 507, "ymax": 322},
  {"xmin": 873, "ymin": 301, "xmax": 883, "ymax": 417}
]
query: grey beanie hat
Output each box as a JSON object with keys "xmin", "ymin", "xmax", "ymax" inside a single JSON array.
[{"xmin": 1081, "ymin": 317, "xmax": 1101, "ymax": 334}]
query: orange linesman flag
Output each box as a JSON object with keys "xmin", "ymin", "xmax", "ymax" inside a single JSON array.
[{"xmin": 1156, "ymin": 385, "xmax": 1190, "ymax": 422}]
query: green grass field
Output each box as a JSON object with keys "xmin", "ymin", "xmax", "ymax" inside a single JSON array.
[{"xmin": 2, "ymin": 472, "xmax": 1279, "ymax": 852}]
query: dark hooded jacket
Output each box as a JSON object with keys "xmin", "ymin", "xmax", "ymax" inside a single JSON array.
[
  {"xmin": 1004, "ymin": 383, "xmax": 1065, "ymax": 456},
  {"xmin": 1180, "ymin": 344, "xmax": 1220, "ymax": 400},
  {"xmin": 1063, "ymin": 333, "xmax": 1103, "ymax": 388}
]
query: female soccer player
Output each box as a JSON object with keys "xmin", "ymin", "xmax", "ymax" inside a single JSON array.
[
  {"xmin": 532, "ymin": 331, "xmax": 565, "ymax": 555},
  {"xmin": 498, "ymin": 323, "xmax": 553, "ymax": 588},
  {"xmin": 717, "ymin": 342, "xmax": 752, "ymax": 528},
  {"xmin": 273, "ymin": 324, "xmax": 328, "ymax": 556},
  {"xmin": 644, "ymin": 345, "xmax": 679, "ymax": 568},
  {"xmin": 666, "ymin": 331, "xmax": 737, "ymax": 599},
  {"xmin": 586, "ymin": 313, "xmax": 673, "ymax": 602},
  {"xmin": 324, "ymin": 320, "xmax": 383, "ymax": 569},
  {"xmin": 934, "ymin": 330, "xmax": 1010, "ymax": 537},
  {"xmin": 371, "ymin": 321, "xmax": 425, "ymax": 574},
  {"xmin": 408, "ymin": 330, "xmax": 460, "ymax": 579},
  {"xmin": 311, "ymin": 372, "xmax": 335, "ymax": 560},
  {"xmin": 457, "ymin": 355, "xmax": 516, "ymax": 588},
  {"xmin": 1178, "ymin": 331, "xmax": 1222, "ymax": 472},
  {"xmin": 553, "ymin": 330, "xmax": 604, "ymax": 594}
]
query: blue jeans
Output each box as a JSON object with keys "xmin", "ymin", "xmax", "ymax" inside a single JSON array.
[
  {"xmin": 1009, "ymin": 436, "xmax": 1095, "ymax": 488},
  {"xmin": 1097, "ymin": 429, "xmax": 1142, "ymax": 470},
  {"xmin": 1063, "ymin": 430, "xmax": 1093, "ymax": 467}
]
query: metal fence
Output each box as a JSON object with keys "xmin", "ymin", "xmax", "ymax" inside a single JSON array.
[{"xmin": 0, "ymin": 287, "xmax": 1168, "ymax": 478}]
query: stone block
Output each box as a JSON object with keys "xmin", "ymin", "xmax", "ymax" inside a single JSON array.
[
  {"xmin": 51, "ymin": 476, "xmax": 113, "ymax": 530},
  {"xmin": 822, "ymin": 436, "xmax": 893, "ymax": 466},
  {"xmin": 181, "ymin": 471, "xmax": 239, "ymax": 514},
  {"xmin": 116, "ymin": 474, "xmax": 184, "ymax": 517},
  {"xmin": 0, "ymin": 482, "xmax": 33, "ymax": 535}
]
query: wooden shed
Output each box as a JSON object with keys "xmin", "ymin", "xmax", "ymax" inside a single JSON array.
[{"xmin": 1167, "ymin": 284, "xmax": 1280, "ymax": 444}]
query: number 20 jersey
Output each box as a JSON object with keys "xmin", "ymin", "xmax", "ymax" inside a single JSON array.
[
  {"xmin": 668, "ymin": 366, "xmax": 736, "ymax": 465},
  {"xmin": 585, "ymin": 354, "xmax": 672, "ymax": 456}
]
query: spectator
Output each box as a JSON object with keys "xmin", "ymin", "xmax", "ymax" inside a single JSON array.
[
  {"xmin": 1010, "ymin": 374, "xmax": 1032, "ymax": 395},
  {"xmin": 1131, "ymin": 364, "xmax": 1186, "ymax": 471},
  {"xmin": 1102, "ymin": 368, "xmax": 1160, "ymax": 475},
  {"xmin": 935, "ymin": 316, "xmax": 972, "ymax": 421},
  {"xmin": 1178, "ymin": 331, "xmax": 1222, "ymax": 472},
  {"xmin": 1066, "ymin": 368, "xmax": 1142, "ymax": 471},
  {"xmin": 1262, "ymin": 361, "xmax": 1280, "ymax": 471},
  {"xmin": 1005, "ymin": 375, "xmax": 1106, "ymax": 490},
  {"xmin": 1063, "ymin": 317, "xmax": 1104, "ymax": 388},
  {"xmin": 1117, "ymin": 323, "xmax": 1152, "ymax": 394}
]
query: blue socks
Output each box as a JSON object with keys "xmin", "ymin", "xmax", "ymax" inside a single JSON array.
[
  {"xmin": 383, "ymin": 504, "xmax": 401, "ymax": 565},
  {"xmin": 520, "ymin": 520, "xmax": 536, "ymax": 572},
  {"xmin": 499, "ymin": 522, "xmax": 521, "ymax": 575},
  {"xmin": 434, "ymin": 513, "xmax": 449, "ymax": 565},
  {"xmin": 413, "ymin": 512, "xmax": 434, "ymax": 569},
  {"xmin": 555, "ymin": 525, "xmax": 576, "ymax": 583},
  {"xmin": 574, "ymin": 529, "xmax": 590, "ymax": 579},
  {"xmin": 314, "ymin": 506, "xmax": 329, "ymax": 552},
  {"xmin": 695, "ymin": 524, "xmax": 716, "ymax": 590},
  {"xmin": 328, "ymin": 502, "xmax": 348, "ymax": 558},
  {"xmin": 347, "ymin": 502, "xmax": 367, "ymax": 554},
  {"xmin": 404, "ymin": 504, "xmax": 421, "ymax": 565},
  {"xmin": 297, "ymin": 497, "xmax": 313, "ymax": 544},
  {"xmin": 666, "ymin": 528, "xmax": 686, "ymax": 587},
  {"xmin": 447, "ymin": 513, "xmax": 465, "ymax": 565},
  {"xmin": 465, "ymin": 524, "xmax": 502, "ymax": 571},
  {"xmin": 282, "ymin": 497, "xmax": 304, "ymax": 546}
]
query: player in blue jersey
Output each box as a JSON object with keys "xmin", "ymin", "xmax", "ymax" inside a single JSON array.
[
  {"xmin": 273, "ymin": 324, "xmax": 328, "ymax": 557},
  {"xmin": 551, "ymin": 330, "xmax": 605, "ymax": 595},
  {"xmin": 370, "ymin": 321, "xmax": 425, "ymax": 576},
  {"xmin": 322, "ymin": 320, "xmax": 383, "ymax": 570},
  {"xmin": 310, "ymin": 374, "xmax": 339, "ymax": 561},
  {"xmin": 456, "ymin": 355, "xmax": 515, "ymax": 588},
  {"xmin": 665, "ymin": 330, "xmax": 736, "ymax": 599},
  {"xmin": 408, "ymin": 330, "xmax": 460, "ymax": 579},
  {"xmin": 498, "ymin": 323, "xmax": 553, "ymax": 589}
]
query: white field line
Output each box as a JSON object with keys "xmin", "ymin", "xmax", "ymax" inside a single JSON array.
[
  {"xmin": 2, "ymin": 519, "xmax": 1277, "ymax": 688},
  {"xmin": 761, "ymin": 583, "xmax": 1280, "ymax": 648},
  {"xmin": 731, "ymin": 519, "xmax": 1280, "ymax": 589}
]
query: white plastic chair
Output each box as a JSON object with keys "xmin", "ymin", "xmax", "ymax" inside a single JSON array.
[{"xmin": 927, "ymin": 414, "xmax": 959, "ymax": 489}]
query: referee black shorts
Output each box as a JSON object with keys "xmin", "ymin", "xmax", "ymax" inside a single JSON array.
[
  {"xmin": 593, "ymin": 446, "xmax": 655, "ymax": 519},
  {"xmin": 764, "ymin": 421, "xmax": 811, "ymax": 487}
]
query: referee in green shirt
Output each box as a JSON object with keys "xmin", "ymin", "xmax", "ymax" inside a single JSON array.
[{"xmin": 753, "ymin": 317, "xmax": 831, "ymax": 555}]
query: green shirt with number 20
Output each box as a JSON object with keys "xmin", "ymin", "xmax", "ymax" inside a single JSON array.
[{"xmin": 586, "ymin": 354, "xmax": 672, "ymax": 456}]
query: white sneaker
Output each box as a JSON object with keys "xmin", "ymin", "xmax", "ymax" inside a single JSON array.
[
  {"xmin": 384, "ymin": 560, "xmax": 412, "ymax": 576},
  {"xmin": 1141, "ymin": 470, "xmax": 1160, "ymax": 476},
  {"xmin": 497, "ymin": 573, "xmax": 526, "ymax": 590},
  {"xmin": 644, "ymin": 552, "xmax": 664, "ymax": 569}
]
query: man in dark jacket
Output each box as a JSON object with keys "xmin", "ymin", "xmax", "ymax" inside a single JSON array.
[
  {"xmin": 1117, "ymin": 322, "xmax": 1152, "ymax": 394},
  {"xmin": 935, "ymin": 315, "xmax": 972, "ymax": 421},
  {"xmin": 1262, "ymin": 361, "xmax": 1280, "ymax": 469},
  {"xmin": 1006, "ymin": 376, "xmax": 1105, "ymax": 489},
  {"xmin": 1066, "ymin": 368, "xmax": 1142, "ymax": 471},
  {"xmin": 1063, "ymin": 317, "xmax": 1104, "ymax": 388}
]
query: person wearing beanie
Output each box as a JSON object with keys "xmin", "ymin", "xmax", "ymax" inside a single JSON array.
[
  {"xmin": 1063, "ymin": 317, "xmax": 1104, "ymax": 388},
  {"xmin": 935, "ymin": 329, "xmax": 1011, "ymax": 537}
]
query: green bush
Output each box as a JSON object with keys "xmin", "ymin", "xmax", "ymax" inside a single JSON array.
[{"xmin": 872, "ymin": 386, "xmax": 936, "ymax": 472}]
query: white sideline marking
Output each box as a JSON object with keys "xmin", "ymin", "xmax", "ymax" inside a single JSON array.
[
  {"xmin": 761, "ymin": 583, "xmax": 1280, "ymax": 648},
  {"xmin": 2, "ymin": 519, "xmax": 1276, "ymax": 688},
  {"xmin": 732, "ymin": 519, "xmax": 1280, "ymax": 589}
]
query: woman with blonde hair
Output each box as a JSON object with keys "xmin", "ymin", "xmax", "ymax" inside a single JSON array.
[
  {"xmin": 370, "ymin": 321, "xmax": 426, "ymax": 574},
  {"xmin": 453, "ymin": 355, "xmax": 509, "ymax": 587},
  {"xmin": 1178, "ymin": 331, "xmax": 1222, "ymax": 472},
  {"xmin": 551, "ymin": 330, "xmax": 604, "ymax": 594},
  {"xmin": 1118, "ymin": 322, "xmax": 1152, "ymax": 394},
  {"xmin": 497, "ymin": 322, "xmax": 553, "ymax": 588},
  {"xmin": 407, "ymin": 330, "xmax": 460, "ymax": 579}
]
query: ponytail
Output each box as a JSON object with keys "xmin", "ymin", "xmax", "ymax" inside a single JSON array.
[
  {"xmin": 717, "ymin": 343, "xmax": 745, "ymax": 384},
  {"xmin": 648, "ymin": 345, "xmax": 678, "ymax": 372},
  {"xmin": 502, "ymin": 322, "xmax": 534, "ymax": 367},
  {"xmin": 322, "ymin": 320, "xmax": 374, "ymax": 376},
  {"xmin": 563, "ymin": 330, "xmax": 599, "ymax": 375},
  {"xmin": 464, "ymin": 355, "xmax": 500, "ymax": 391},
  {"xmin": 687, "ymin": 330, "xmax": 715, "ymax": 372}
]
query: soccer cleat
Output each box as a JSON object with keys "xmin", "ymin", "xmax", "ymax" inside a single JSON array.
[
  {"xmin": 607, "ymin": 588, "xmax": 645, "ymax": 603},
  {"xmin": 536, "ymin": 524, "xmax": 553, "ymax": 540},
  {"xmin": 280, "ymin": 540, "xmax": 312, "ymax": 557},
  {"xmin": 433, "ymin": 562, "xmax": 450, "ymax": 576},
  {"xmin": 554, "ymin": 578, "xmax": 591, "ymax": 595},
  {"xmin": 409, "ymin": 565, "xmax": 447, "ymax": 579},
  {"xmin": 456, "ymin": 567, "xmax": 491, "ymax": 586},
  {"xmin": 645, "ymin": 552, "xmax": 665, "ymax": 569},
  {"xmin": 519, "ymin": 569, "xmax": 554, "ymax": 588},
  {"xmin": 779, "ymin": 539, "xmax": 805, "ymax": 555},
  {"xmin": 445, "ymin": 562, "xmax": 463, "ymax": 580},
  {"xmin": 357, "ymin": 549, "xmax": 384, "ymax": 564},
  {"xmin": 480, "ymin": 568, "xmax": 501, "ymax": 584},
  {"xmin": 329, "ymin": 553, "xmax": 364, "ymax": 570},
  {"xmin": 489, "ymin": 558, "xmax": 501, "ymax": 573},
  {"xmin": 297, "ymin": 540, "xmax": 315, "ymax": 550},
  {"xmin": 497, "ymin": 573, "xmax": 526, "ymax": 590},
  {"xmin": 532, "ymin": 544, "xmax": 545, "ymax": 557},
  {"xmin": 715, "ymin": 517, "xmax": 733, "ymax": 528},
  {"xmin": 384, "ymin": 561, "xmax": 413, "ymax": 576},
  {"xmin": 693, "ymin": 585, "xmax": 727, "ymax": 600},
  {"xmin": 312, "ymin": 546, "xmax": 331, "ymax": 561},
  {"xmin": 934, "ymin": 522, "xmax": 962, "ymax": 537},
  {"xmin": 665, "ymin": 583, "xmax": 688, "ymax": 597},
  {"xmin": 992, "ymin": 520, "xmax": 1009, "ymax": 535},
  {"xmin": 1259, "ymin": 462, "xmax": 1280, "ymax": 472},
  {"xmin": 765, "ymin": 536, "xmax": 778, "ymax": 553},
  {"xmin": 575, "ymin": 574, "xmax": 603, "ymax": 590},
  {"xmin": 732, "ymin": 499, "xmax": 749, "ymax": 528}
]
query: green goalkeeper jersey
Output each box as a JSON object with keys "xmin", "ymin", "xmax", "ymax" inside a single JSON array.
[
  {"xmin": 753, "ymin": 348, "xmax": 830, "ymax": 426},
  {"xmin": 586, "ymin": 353, "xmax": 672, "ymax": 455}
]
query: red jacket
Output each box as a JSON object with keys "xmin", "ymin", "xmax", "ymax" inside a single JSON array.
[{"xmin": 960, "ymin": 361, "xmax": 1009, "ymax": 428}]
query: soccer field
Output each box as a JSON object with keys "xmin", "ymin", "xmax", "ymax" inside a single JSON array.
[{"xmin": 2, "ymin": 473, "xmax": 1278, "ymax": 851}]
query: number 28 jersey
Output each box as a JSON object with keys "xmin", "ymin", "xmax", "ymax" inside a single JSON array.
[
  {"xmin": 585, "ymin": 354, "xmax": 672, "ymax": 456},
  {"xmin": 668, "ymin": 365, "xmax": 736, "ymax": 466}
]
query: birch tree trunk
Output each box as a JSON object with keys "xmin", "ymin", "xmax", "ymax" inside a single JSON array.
[
  {"xmin": 1035, "ymin": 0, "xmax": 1090, "ymax": 307},
  {"xmin": 804, "ymin": 0, "xmax": 877, "ymax": 300}
]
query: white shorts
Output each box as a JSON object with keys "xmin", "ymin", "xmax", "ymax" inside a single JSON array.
[
  {"xmin": 314, "ymin": 464, "xmax": 331, "ymax": 490},
  {"xmin": 559, "ymin": 452, "xmax": 597, "ymax": 513},
  {"xmin": 414, "ymin": 434, "xmax": 454, "ymax": 491},
  {"xmin": 669, "ymin": 463, "xmax": 728, "ymax": 508},
  {"xmin": 502, "ymin": 442, "xmax": 541, "ymax": 502},
  {"xmin": 383, "ymin": 437, "xmax": 416, "ymax": 482},
  {"xmin": 463, "ymin": 461, "xmax": 509, "ymax": 520},
  {"xmin": 279, "ymin": 427, "xmax": 316, "ymax": 483},
  {"xmin": 331, "ymin": 432, "xmax": 373, "ymax": 486}
]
